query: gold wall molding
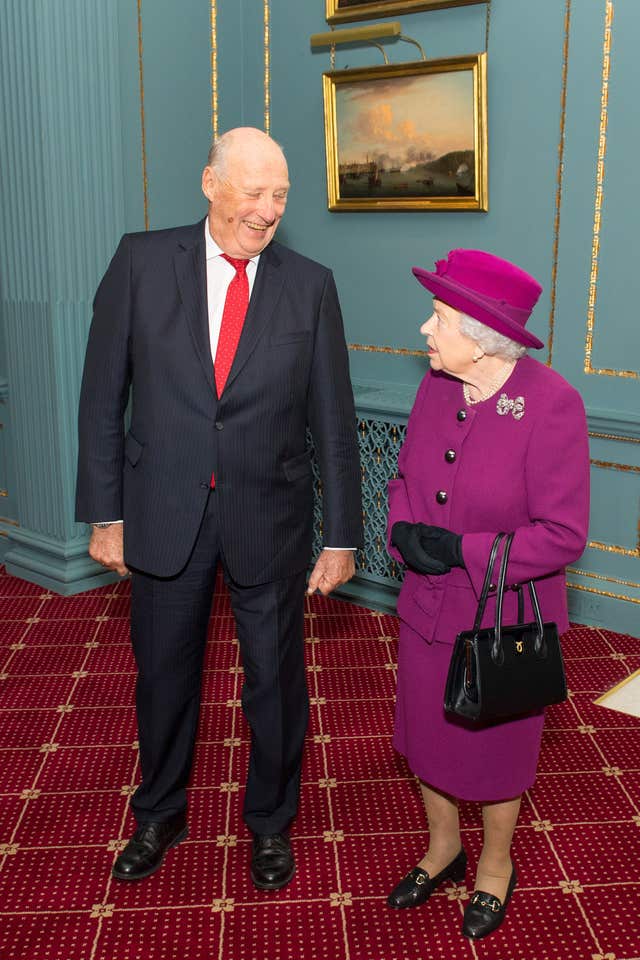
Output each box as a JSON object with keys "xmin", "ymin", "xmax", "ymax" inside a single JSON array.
[
  {"xmin": 211, "ymin": 0, "xmax": 218, "ymax": 140},
  {"xmin": 568, "ymin": 567, "xmax": 640, "ymax": 590},
  {"xmin": 591, "ymin": 458, "xmax": 640, "ymax": 474},
  {"xmin": 585, "ymin": 1, "xmax": 638, "ymax": 379},
  {"xmin": 264, "ymin": 0, "xmax": 271, "ymax": 135},
  {"xmin": 567, "ymin": 581, "xmax": 640, "ymax": 606},
  {"xmin": 349, "ymin": 343, "xmax": 428, "ymax": 358},
  {"xmin": 589, "ymin": 431, "xmax": 640, "ymax": 445},
  {"xmin": 588, "ymin": 539, "xmax": 639, "ymax": 559},
  {"xmin": 547, "ymin": 0, "xmax": 571, "ymax": 368},
  {"xmin": 137, "ymin": 0, "xmax": 149, "ymax": 230},
  {"xmin": 588, "ymin": 457, "xmax": 640, "ymax": 557}
]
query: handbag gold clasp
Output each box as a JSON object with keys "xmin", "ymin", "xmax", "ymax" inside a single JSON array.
[{"xmin": 515, "ymin": 640, "xmax": 524, "ymax": 654}]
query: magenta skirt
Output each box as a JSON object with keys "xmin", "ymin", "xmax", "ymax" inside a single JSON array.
[{"xmin": 393, "ymin": 623, "xmax": 545, "ymax": 801}]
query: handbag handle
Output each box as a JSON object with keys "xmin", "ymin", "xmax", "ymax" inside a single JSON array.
[
  {"xmin": 492, "ymin": 533, "xmax": 547, "ymax": 663},
  {"xmin": 470, "ymin": 532, "xmax": 506, "ymax": 633}
]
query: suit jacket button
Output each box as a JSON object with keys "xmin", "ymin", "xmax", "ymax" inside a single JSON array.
[
  {"xmin": 215, "ymin": 421, "xmax": 224, "ymax": 431},
  {"xmin": 436, "ymin": 490, "xmax": 448, "ymax": 504},
  {"xmin": 445, "ymin": 449, "xmax": 456, "ymax": 463},
  {"xmin": 200, "ymin": 481, "xmax": 209, "ymax": 489},
  {"xmin": 456, "ymin": 409, "xmax": 467, "ymax": 422}
]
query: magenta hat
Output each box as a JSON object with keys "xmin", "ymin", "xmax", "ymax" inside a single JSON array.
[{"xmin": 412, "ymin": 249, "xmax": 544, "ymax": 349}]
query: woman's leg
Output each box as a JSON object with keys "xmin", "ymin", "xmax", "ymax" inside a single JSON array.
[
  {"xmin": 475, "ymin": 795, "xmax": 521, "ymax": 898},
  {"xmin": 417, "ymin": 781, "xmax": 463, "ymax": 874}
]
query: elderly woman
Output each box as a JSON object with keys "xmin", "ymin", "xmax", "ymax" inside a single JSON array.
[{"xmin": 386, "ymin": 249, "xmax": 590, "ymax": 940}]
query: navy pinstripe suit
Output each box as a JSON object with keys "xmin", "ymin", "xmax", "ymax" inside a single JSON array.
[{"xmin": 76, "ymin": 218, "xmax": 362, "ymax": 832}]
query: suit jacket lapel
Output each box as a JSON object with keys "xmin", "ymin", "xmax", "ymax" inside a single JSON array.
[
  {"xmin": 223, "ymin": 243, "xmax": 284, "ymax": 393},
  {"xmin": 174, "ymin": 219, "xmax": 216, "ymax": 397}
]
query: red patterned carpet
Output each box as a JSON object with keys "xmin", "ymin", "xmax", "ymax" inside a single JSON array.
[{"xmin": 0, "ymin": 564, "xmax": 639, "ymax": 960}]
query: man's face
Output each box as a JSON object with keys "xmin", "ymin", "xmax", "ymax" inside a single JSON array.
[{"xmin": 203, "ymin": 144, "xmax": 290, "ymax": 258}]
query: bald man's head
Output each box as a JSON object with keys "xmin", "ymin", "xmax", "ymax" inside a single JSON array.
[{"xmin": 202, "ymin": 127, "xmax": 290, "ymax": 258}]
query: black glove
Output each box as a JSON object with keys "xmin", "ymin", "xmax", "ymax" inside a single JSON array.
[
  {"xmin": 417, "ymin": 524, "xmax": 464, "ymax": 569},
  {"xmin": 391, "ymin": 521, "xmax": 451, "ymax": 575}
]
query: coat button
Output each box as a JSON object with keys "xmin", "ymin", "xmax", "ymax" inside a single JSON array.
[
  {"xmin": 436, "ymin": 490, "xmax": 448, "ymax": 504},
  {"xmin": 445, "ymin": 449, "xmax": 456, "ymax": 463},
  {"xmin": 215, "ymin": 421, "xmax": 224, "ymax": 431},
  {"xmin": 457, "ymin": 409, "xmax": 467, "ymax": 421},
  {"xmin": 199, "ymin": 481, "xmax": 209, "ymax": 489}
]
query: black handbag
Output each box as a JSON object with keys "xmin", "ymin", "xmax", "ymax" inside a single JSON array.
[{"xmin": 444, "ymin": 532, "xmax": 568, "ymax": 723}]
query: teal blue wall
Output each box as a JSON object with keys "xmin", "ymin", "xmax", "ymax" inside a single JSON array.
[{"xmin": 1, "ymin": 1, "xmax": 638, "ymax": 632}]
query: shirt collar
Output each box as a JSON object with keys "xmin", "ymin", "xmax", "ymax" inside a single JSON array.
[{"xmin": 205, "ymin": 217, "xmax": 261, "ymax": 266}]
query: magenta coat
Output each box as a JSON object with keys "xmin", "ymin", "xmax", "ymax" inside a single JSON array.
[{"xmin": 387, "ymin": 356, "xmax": 590, "ymax": 800}]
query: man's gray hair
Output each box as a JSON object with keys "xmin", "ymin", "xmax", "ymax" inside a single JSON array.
[
  {"xmin": 207, "ymin": 137, "xmax": 229, "ymax": 175},
  {"xmin": 458, "ymin": 311, "xmax": 528, "ymax": 361}
]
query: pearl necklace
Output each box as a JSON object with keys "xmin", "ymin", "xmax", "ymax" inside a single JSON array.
[{"xmin": 462, "ymin": 361, "xmax": 515, "ymax": 406}]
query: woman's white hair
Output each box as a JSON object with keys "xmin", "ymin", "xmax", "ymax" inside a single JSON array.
[{"xmin": 458, "ymin": 311, "xmax": 528, "ymax": 361}]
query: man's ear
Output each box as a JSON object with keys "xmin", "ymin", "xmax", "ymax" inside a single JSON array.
[{"xmin": 201, "ymin": 165, "xmax": 217, "ymax": 203}]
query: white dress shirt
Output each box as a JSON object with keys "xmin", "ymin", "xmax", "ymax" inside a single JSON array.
[{"xmin": 204, "ymin": 218, "xmax": 260, "ymax": 362}]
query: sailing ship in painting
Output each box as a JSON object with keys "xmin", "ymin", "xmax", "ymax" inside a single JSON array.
[{"xmin": 338, "ymin": 150, "xmax": 475, "ymax": 198}]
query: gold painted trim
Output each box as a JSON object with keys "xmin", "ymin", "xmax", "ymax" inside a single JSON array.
[
  {"xmin": 588, "ymin": 458, "xmax": 640, "ymax": 557},
  {"xmin": 591, "ymin": 459, "xmax": 640, "ymax": 473},
  {"xmin": 589, "ymin": 431, "xmax": 640, "ymax": 444},
  {"xmin": 211, "ymin": 1, "xmax": 218, "ymax": 140},
  {"xmin": 323, "ymin": 54, "xmax": 488, "ymax": 212},
  {"xmin": 567, "ymin": 581, "xmax": 640, "ymax": 606},
  {"xmin": 264, "ymin": 0, "xmax": 271, "ymax": 135},
  {"xmin": 594, "ymin": 667, "xmax": 640, "ymax": 705},
  {"xmin": 137, "ymin": 0, "xmax": 149, "ymax": 230},
  {"xmin": 0, "ymin": 491, "xmax": 7, "ymax": 498},
  {"xmin": 587, "ymin": 540, "xmax": 639, "ymax": 558},
  {"xmin": 547, "ymin": 0, "xmax": 571, "ymax": 368},
  {"xmin": 348, "ymin": 342, "xmax": 429, "ymax": 358},
  {"xmin": 326, "ymin": 0, "xmax": 483, "ymax": 24},
  {"xmin": 568, "ymin": 567, "xmax": 640, "ymax": 590},
  {"xmin": 585, "ymin": 1, "xmax": 638, "ymax": 379}
]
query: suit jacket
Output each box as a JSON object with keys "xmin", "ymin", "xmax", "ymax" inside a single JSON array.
[
  {"xmin": 387, "ymin": 356, "xmax": 590, "ymax": 643},
  {"xmin": 76, "ymin": 218, "xmax": 363, "ymax": 582}
]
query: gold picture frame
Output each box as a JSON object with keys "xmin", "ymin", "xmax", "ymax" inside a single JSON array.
[
  {"xmin": 327, "ymin": 0, "xmax": 485, "ymax": 25},
  {"xmin": 323, "ymin": 54, "xmax": 488, "ymax": 212}
]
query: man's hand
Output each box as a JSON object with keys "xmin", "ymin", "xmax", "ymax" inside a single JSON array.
[
  {"xmin": 307, "ymin": 549, "xmax": 355, "ymax": 596},
  {"xmin": 89, "ymin": 525, "xmax": 129, "ymax": 577}
]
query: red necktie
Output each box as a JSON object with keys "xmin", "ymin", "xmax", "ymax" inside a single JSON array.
[{"xmin": 215, "ymin": 254, "xmax": 250, "ymax": 397}]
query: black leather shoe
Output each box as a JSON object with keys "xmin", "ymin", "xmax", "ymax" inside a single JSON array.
[
  {"xmin": 112, "ymin": 812, "xmax": 188, "ymax": 881},
  {"xmin": 250, "ymin": 833, "xmax": 295, "ymax": 890},
  {"xmin": 462, "ymin": 865, "xmax": 517, "ymax": 939},
  {"xmin": 387, "ymin": 848, "xmax": 467, "ymax": 909}
]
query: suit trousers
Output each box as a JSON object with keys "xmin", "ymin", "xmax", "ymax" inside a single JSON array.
[{"xmin": 129, "ymin": 490, "xmax": 309, "ymax": 835}]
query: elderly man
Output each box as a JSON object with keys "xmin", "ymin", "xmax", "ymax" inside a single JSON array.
[{"xmin": 76, "ymin": 127, "xmax": 362, "ymax": 889}]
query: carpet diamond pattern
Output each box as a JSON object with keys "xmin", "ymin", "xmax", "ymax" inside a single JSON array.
[{"xmin": 0, "ymin": 566, "xmax": 638, "ymax": 960}]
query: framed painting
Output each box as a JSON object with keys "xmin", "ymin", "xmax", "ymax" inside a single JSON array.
[
  {"xmin": 322, "ymin": 53, "xmax": 487, "ymax": 211},
  {"xmin": 326, "ymin": 0, "xmax": 485, "ymax": 25}
]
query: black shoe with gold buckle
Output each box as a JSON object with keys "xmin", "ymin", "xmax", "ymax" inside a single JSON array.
[
  {"xmin": 462, "ymin": 865, "xmax": 517, "ymax": 939},
  {"xmin": 387, "ymin": 848, "xmax": 467, "ymax": 909}
]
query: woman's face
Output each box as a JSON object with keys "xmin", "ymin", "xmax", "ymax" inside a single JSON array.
[{"xmin": 420, "ymin": 299, "xmax": 477, "ymax": 377}]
